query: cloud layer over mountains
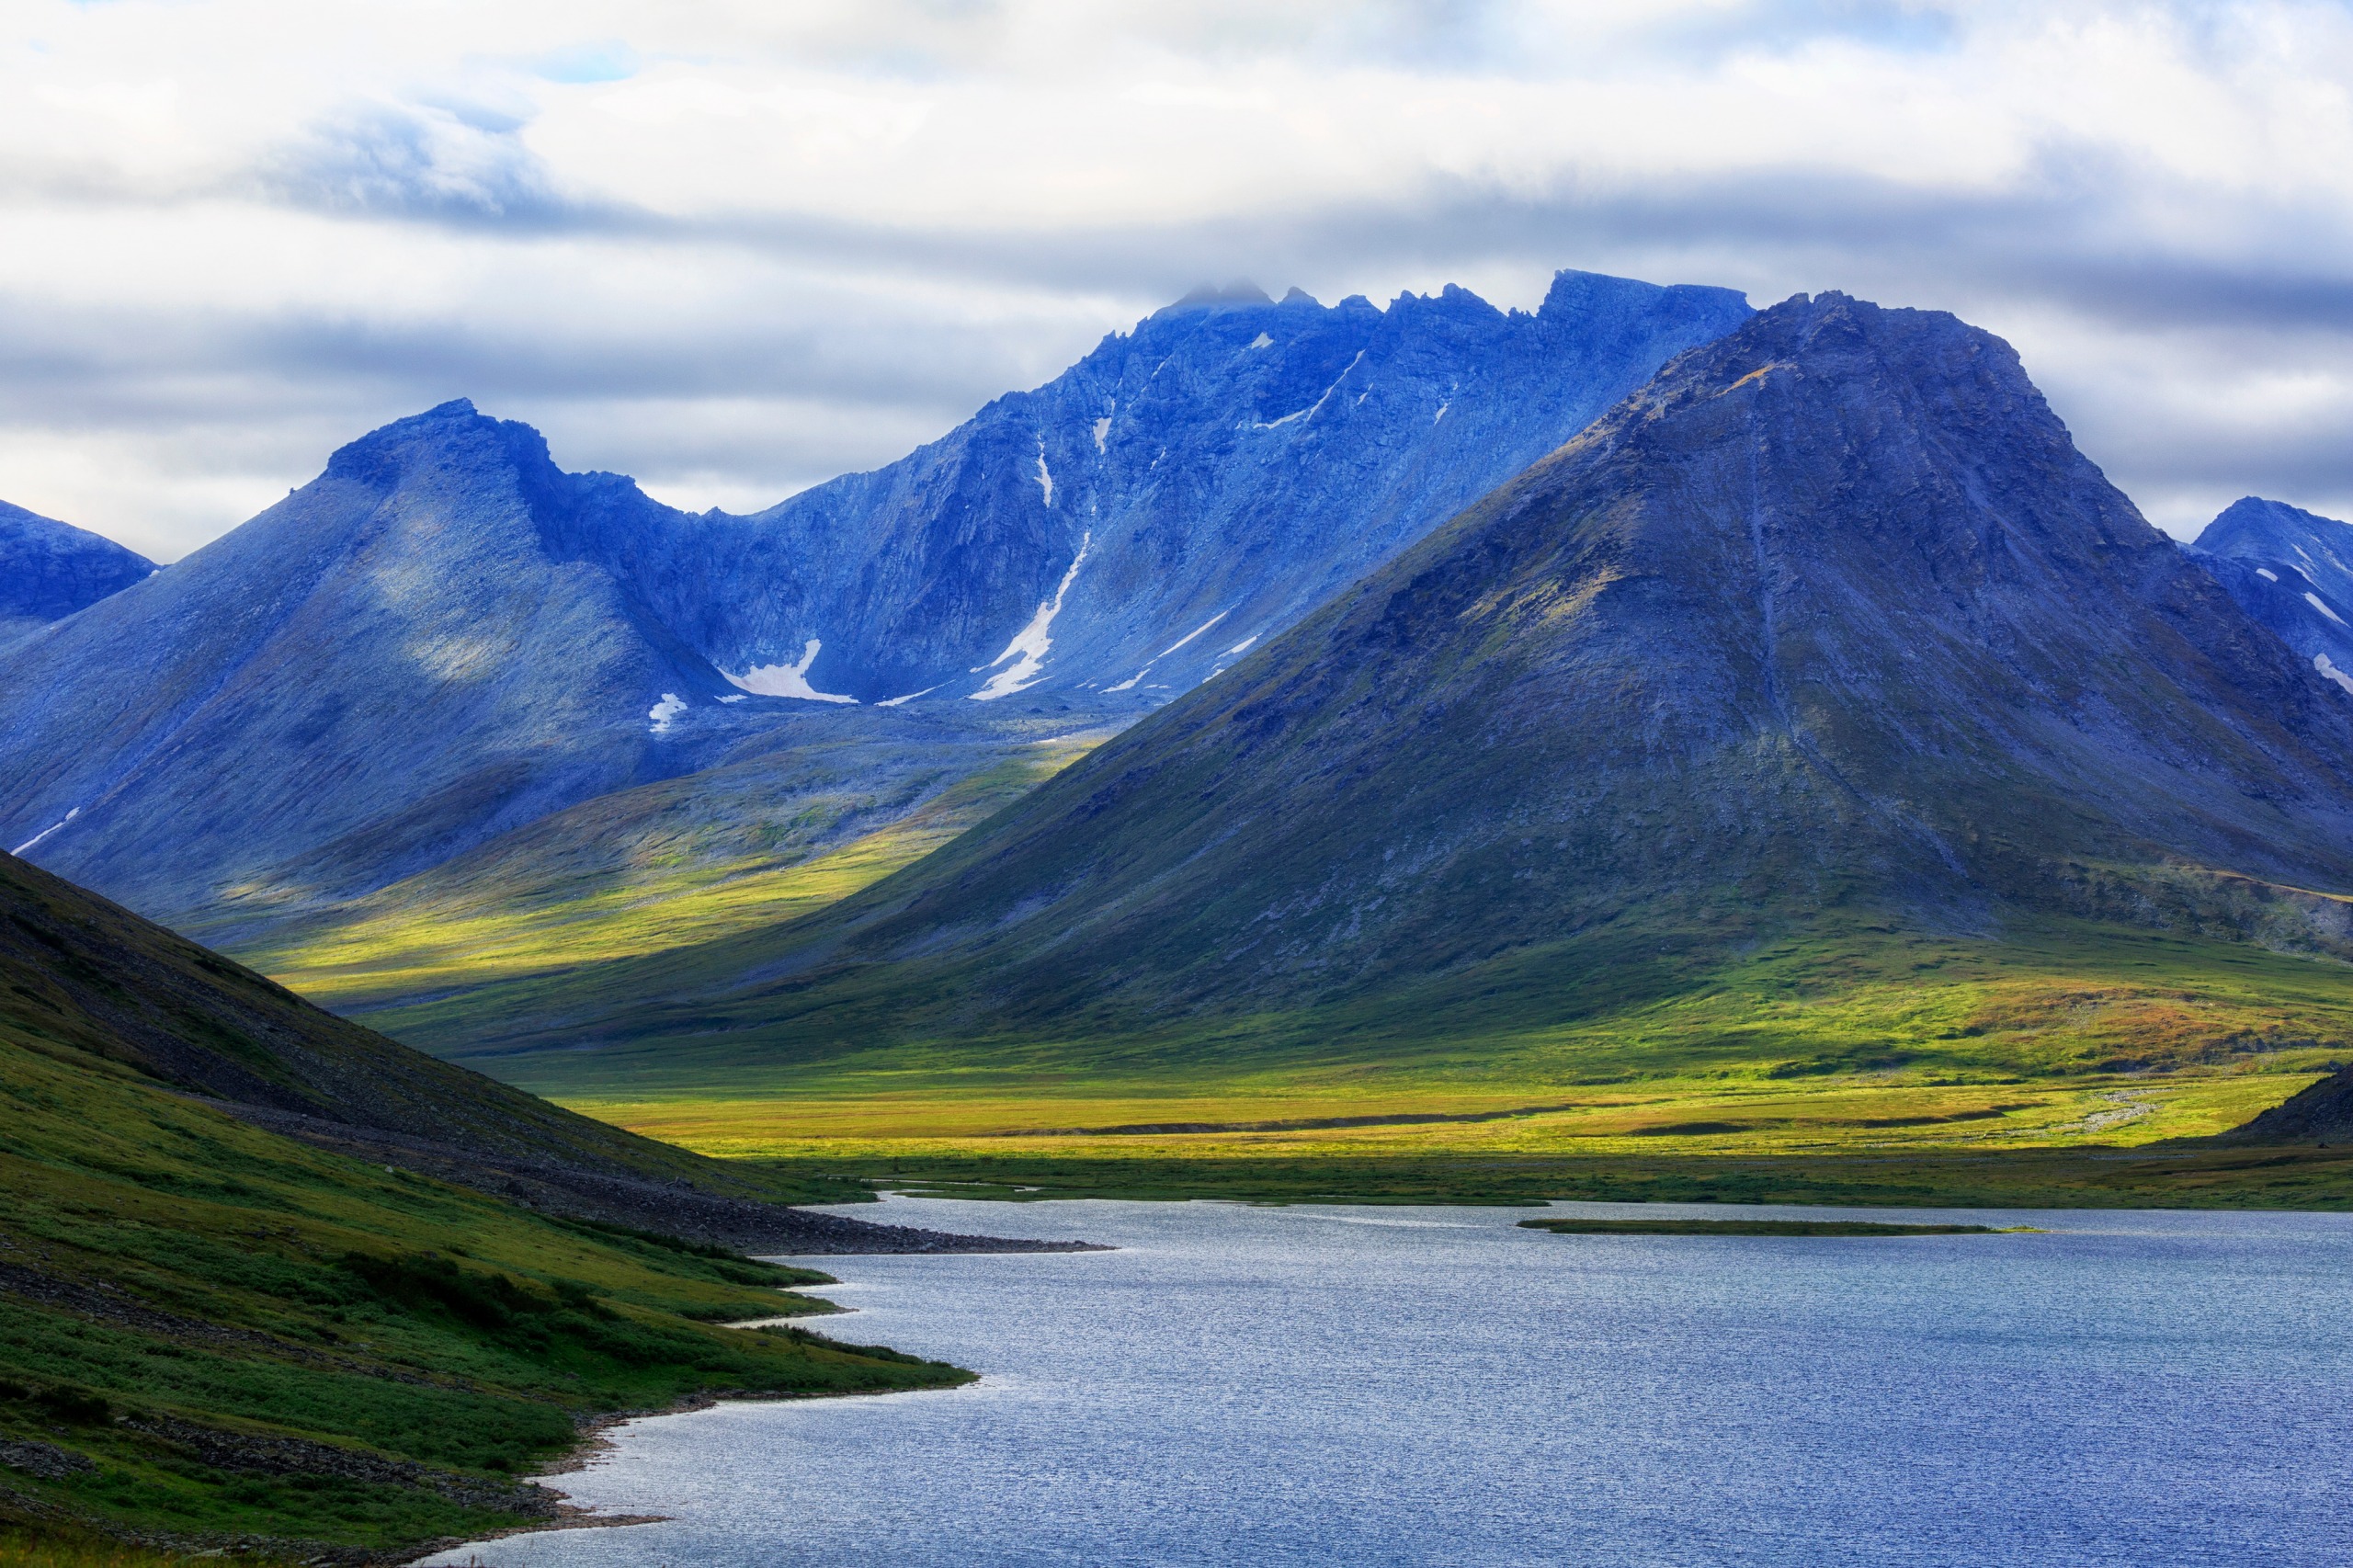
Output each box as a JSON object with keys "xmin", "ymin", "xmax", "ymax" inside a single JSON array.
[{"xmin": 5, "ymin": 0, "xmax": 2351, "ymax": 556}]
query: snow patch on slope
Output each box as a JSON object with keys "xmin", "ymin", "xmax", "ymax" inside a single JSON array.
[
  {"xmin": 1035, "ymin": 440, "xmax": 1054, "ymax": 507},
  {"xmin": 2319, "ymin": 654, "xmax": 2353, "ymax": 695},
  {"xmin": 11, "ymin": 807, "xmax": 78, "ymax": 856},
  {"xmin": 2256, "ymin": 568, "xmax": 2279, "ymax": 582},
  {"xmin": 647, "ymin": 694, "xmax": 687, "ymax": 734},
  {"xmin": 1093, "ymin": 414, "xmax": 1112, "ymax": 453},
  {"xmin": 2306, "ymin": 592, "xmax": 2347, "ymax": 626},
  {"xmin": 877, "ymin": 685, "xmax": 939, "ymax": 708},
  {"xmin": 972, "ymin": 532, "xmax": 1092, "ymax": 701},
  {"xmin": 1255, "ymin": 350, "xmax": 1365, "ymax": 430},
  {"xmin": 1154, "ymin": 611, "xmax": 1230, "ymax": 660},
  {"xmin": 1108, "ymin": 611, "xmax": 1232, "ymax": 693},
  {"xmin": 725, "ymin": 640, "xmax": 859, "ymax": 703}
]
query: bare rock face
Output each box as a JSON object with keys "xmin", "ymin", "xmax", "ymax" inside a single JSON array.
[
  {"xmin": 0, "ymin": 499, "xmax": 153, "ymax": 644},
  {"xmin": 654, "ymin": 271, "xmax": 1753, "ymax": 703},
  {"xmin": 620, "ymin": 292, "xmax": 2353, "ymax": 1040}
]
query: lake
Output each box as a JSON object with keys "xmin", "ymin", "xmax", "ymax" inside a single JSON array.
[{"xmin": 426, "ymin": 1196, "xmax": 2353, "ymax": 1567}]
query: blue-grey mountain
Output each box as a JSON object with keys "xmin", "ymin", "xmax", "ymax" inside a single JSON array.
[
  {"xmin": 661, "ymin": 273, "xmax": 1751, "ymax": 703},
  {"xmin": 447, "ymin": 294, "xmax": 2353, "ymax": 1078},
  {"xmin": 2189, "ymin": 496, "xmax": 2353, "ymax": 694},
  {"xmin": 0, "ymin": 271, "xmax": 1749, "ymax": 925},
  {"xmin": 0, "ymin": 499, "xmax": 153, "ymax": 647}
]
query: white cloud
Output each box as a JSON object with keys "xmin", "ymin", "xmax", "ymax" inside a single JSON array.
[{"xmin": 3, "ymin": 1, "xmax": 2352, "ymax": 554}]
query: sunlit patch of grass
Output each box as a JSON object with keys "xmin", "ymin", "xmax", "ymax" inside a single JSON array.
[
  {"xmin": 236, "ymin": 741, "xmax": 1096, "ymax": 1009},
  {"xmin": 569, "ymin": 1070, "xmax": 2323, "ymax": 1163},
  {"xmin": 517, "ymin": 921, "xmax": 2353, "ymax": 1210}
]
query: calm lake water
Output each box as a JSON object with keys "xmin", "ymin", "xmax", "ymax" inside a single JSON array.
[{"xmin": 427, "ymin": 1196, "xmax": 2353, "ymax": 1567}]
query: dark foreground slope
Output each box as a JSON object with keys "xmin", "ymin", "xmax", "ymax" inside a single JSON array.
[
  {"xmin": 0, "ymin": 851, "xmax": 1001, "ymax": 1557},
  {"xmin": 420, "ymin": 293, "xmax": 2353, "ymax": 1093},
  {"xmin": 0, "ymin": 848, "xmax": 1064, "ymax": 1252}
]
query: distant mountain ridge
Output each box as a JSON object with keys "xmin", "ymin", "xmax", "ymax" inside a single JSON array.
[
  {"xmin": 0, "ymin": 269, "xmax": 1751, "ymax": 924},
  {"xmin": 662, "ymin": 271, "xmax": 1753, "ymax": 702},
  {"xmin": 0, "ymin": 498, "xmax": 153, "ymax": 645},
  {"xmin": 455, "ymin": 292, "xmax": 2353, "ymax": 1076},
  {"xmin": 2190, "ymin": 496, "xmax": 2353, "ymax": 692}
]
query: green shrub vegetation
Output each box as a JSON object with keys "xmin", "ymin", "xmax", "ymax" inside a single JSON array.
[{"xmin": 0, "ymin": 1017, "xmax": 967, "ymax": 1560}]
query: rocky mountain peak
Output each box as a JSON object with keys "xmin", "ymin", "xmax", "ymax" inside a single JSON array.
[
  {"xmin": 321, "ymin": 396, "xmax": 557, "ymax": 495},
  {"xmin": 2187, "ymin": 495, "xmax": 2353, "ymax": 692}
]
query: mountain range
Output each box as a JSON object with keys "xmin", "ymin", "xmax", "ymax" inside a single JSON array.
[
  {"xmin": 0, "ymin": 270, "xmax": 1750, "ymax": 930},
  {"xmin": 385, "ymin": 294, "xmax": 2353, "ymax": 1098},
  {"xmin": 10, "ymin": 272, "xmax": 2353, "ymax": 1120}
]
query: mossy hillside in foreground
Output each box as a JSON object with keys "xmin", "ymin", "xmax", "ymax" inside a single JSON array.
[
  {"xmin": 0, "ymin": 1527, "xmax": 278, "ymax": 1568},
  {"xmin": 0, "ymin": 1007, "xmax": 964, "ymax": 1556}
]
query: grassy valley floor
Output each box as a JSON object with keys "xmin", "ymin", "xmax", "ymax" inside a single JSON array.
[
  {"xmin": 451, "ymin": 923, "xmax": 2353, "ymax": 1210},
  {"xmin": 569, "ymin": 1068, "xmax": 2353, "ymax": 1210}
]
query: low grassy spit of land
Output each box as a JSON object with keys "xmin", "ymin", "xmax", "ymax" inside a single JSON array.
[{"xmin": 1517, "ymin": 1218, "xmax": 2027, "ymax": 1235}]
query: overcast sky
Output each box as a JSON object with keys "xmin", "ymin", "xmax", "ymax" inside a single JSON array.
[{"xmin": 5, "ymin": 0, "xmax": 2350, "ymax": 560}]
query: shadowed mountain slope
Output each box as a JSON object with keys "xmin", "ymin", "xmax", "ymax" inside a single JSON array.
[
  {"xmin": 0, "ymin": 500, "xmax": 153, "ymax": 647},
  {"xmin": 2191, "ymin": 496, "xmax": 2353, "ymax": 690},
  {"xmin": 430, "ymin": 293, "xmax": 2353, "ymax": 1085}
]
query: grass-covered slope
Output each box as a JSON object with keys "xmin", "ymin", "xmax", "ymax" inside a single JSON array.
[
  {"xmin": 0, "ymin": 855, "xmax": 970, "ymax": 1558},
  {"xmin": 1, "ymin": 841, "xmax": 909, "ymax": 1241}
]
